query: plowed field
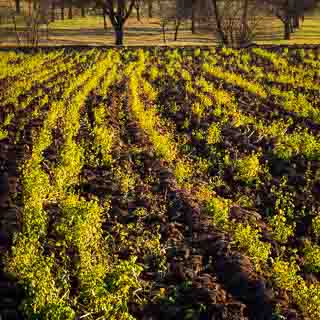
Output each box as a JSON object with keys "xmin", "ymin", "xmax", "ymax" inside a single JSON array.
[{"xmin": 1, "ymin": 46, "xmax": 320, "ymax": 320}]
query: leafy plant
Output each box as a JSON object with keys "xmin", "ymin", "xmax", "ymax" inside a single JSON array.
[
  {"xmin": 272, "ymin": 257, "xmax": 301, "ymax": 292},
  {"xmin": 207, "ymin": 123, "xmax": 221, "ymax": 145},
  {"xmin": 174, "ymin": 161, "xmax": 192, "ymax": 185},
  {"xmin": 269, "ymin": 211, "xmax": 295, "ymax": 244},
  {"xmin": 206, "ymin": 196, "xmax": 231, "ymax": 227},
  {"xmin": 234, "ymin": 153, "xmax": 261, "ymax": 183},
  {"xmin": 303, "ymin": 240, "xmax": 320, "ymax": 273},
  {"xmin": 232, "ymin": 223, "xmax": 270, "ymax": 271}
]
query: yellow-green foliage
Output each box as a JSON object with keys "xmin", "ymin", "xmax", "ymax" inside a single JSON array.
[
  {"xmin": 22, "ymin": 164, "xmax": 52, "ymax": 237},
  {"xmin": 111, "ymin": 207, "xmax": 166, "ymax": 271},
  {"xmin": 174, "ymin": 161, "xmax": 193, "ymax": 185},
  {"xmin": 150, "ymin": 65, "xmax": 159, "ymax": 81},
  {"xmin": 272, "ymin": 257, "xmax": 320, "ymax": 319},
  {"xmin": 294, "ymin": 283, "xmax": 320, "ymax": 320},
  {"xmin": 194, "ymin": 184, "xmax": 215, "ymax": 202},
  {"xmin": 206, "ymin": 197, "xmax": 231, "ymax": 226},
  {"xmin": 232, "ymin": 224, "xmax": 270, "ymax": 271},
  {"xmin": 194, "ymin": 157, "xmax": 210, "ymax": 175},
  {"xmin": 59, "ymin": 195, "xmax": 143, "ymax": 320},
  {"xmin": 0, "ymin": 128, "xmax": 8, "ymax": 140},
  {"xmin": 141, "ymin": 77, "xmax": 158, "ymax": 101},
  {"xmin": 181, "ymin": 69, "xmax": 192, "ymax": 81},
  {"xmin": 252, "ymin": 48, "xmax": 288, "ymax": 69},
  {"xmin": 272, "ymin": 258, "xmax": 301, "ymax": 292},
  {"xmin": 4, "ymin": 47, "xmax": 320, "ymax": 320},
  {"xmin": 207, "ymin": 124, "xmax": 221, "ymax": 145},
  {"xmin": 269, "ymin": 211, "xmax": 295, "ymax": 244},
  {"xmin": 93, "ymin": 104, "xmax": 114, "ymax": 166},
  {"xmin": 129, "ymin": 68, "xmax": 177, "ymax": 163},
  {"xmin": 303, "ymin": 240, "xmax": 320, "ymax": 273},
  {"xmin": 197, "ymin": 93, "xmax": 213, "ymax": 108},
  {"xmin": 113, "ymin": 165, "xmax": 137, "ymax": 195},
  {"xmin": 203, "ymin": 62, "xmax": 267, "ymax": 98},
  {"xmin": 7, "ymin": 238, "xmax": 74, "ymax": 319},
  {"xmin": 192, "ymin": 102, "xmax": 204, "ymax": 118},
  {"xmin": 234, "ymin": 153, "xmax": 261, "ymax": 183},
  {"xmin": 312, "ymin": 214, "xmax": 320, "ymax": 238},
  {"xmin": 214, "ymin": 89, "xmax": 233, "ymax": 106},
  {"xmin": 274, "ymin": 129, "xmax": 320, "ymax": 160},
  {"xmin": 6, "ymin": 50, "xmax": 114, "ymax": 320}
]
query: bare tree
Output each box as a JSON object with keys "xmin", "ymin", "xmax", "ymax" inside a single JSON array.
[
  {"xmin": 67, "ymin": 0, "xmax": 73, "ymax": 19},
  {"xmin": 210, "ymin": 0, "xmax": 262, "ymax": 47},
  {"xmin": 259, "ymin": 0, "xmax": 320, "ymax": 40},
  {"xmin": 175, "ymin": 0, "xmax": 215, "ymax": 35},
  {"xmin": 103, "ymin": 7, "xmax": 108, "ymax": 29},
  {"xmin": 134, "ymin": 0, "xmax": 143, "ymax": 21},
  {"xmin": 15, "ymin": 0, "xmax": 21, "ymax": 13},
  {"xmin": 159, "ymin": 0, "xmax": 174, "ymax": 42},
  {"xmin": 60, "ymin": 0, "xmax": 65, "ymax": 19},
  {"xmin": 51, "ymin": 1, "xmax": 56, "ymax": 22},
  {"xmin": 8, "ymin": 0, "xmax": 51, "ymax": 47},
  {"xmin": 147, "ymin": 0, "xmax": 153, "ymax": 17},
  {"xmin": 95, "ymin": 0, "xmax": 136, "ymax": 45}
]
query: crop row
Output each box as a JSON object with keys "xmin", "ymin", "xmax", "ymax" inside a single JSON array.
[{"xmin": 1, "ymin": 47, "xmax": 320, "ymax": 319}]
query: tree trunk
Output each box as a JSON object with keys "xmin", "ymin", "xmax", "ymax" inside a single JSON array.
[
  {"xmin": 289, "ymin": 17, "xmax": 294, "ymax": 32},
  {"xmin": 212, "ymin": 0, "xmax": 227, "ymax": 44},
  {"xmin": 161, "ymin": 22, "xmax": 166, "ymax": 43},
  {"xmin": 284, "ymin": 20, "xmax": 291, "ymax": 40},
  {"xmin": 148, "ymin": 0, "xmax": 153, "ymax": 18},
  {"xmin": 115, "ymin": 24, "xmax": 124, "ymax": 45},
  {"xmin": 68, "ymin": 7, "xmax": 73, "ymax": 19},
  {"xmin": 174, "ymin": 19, "xmax": 181, "ymax": 41},
  {"xmin": 61, "ymin": 6, "xmax": 64, "ymax": 20},
  {"xmin": 136, "ymin": 6, "xmax": 141, "ymax": 21},
  {"xmin": 103, "ymin": 9, "xmax": 107, "ymax": 30},
  {"xmin": 241, "ymin": 0, "xmax": 249, "ymax": 38},
  {"xmin": 81, "ymin": 7, "xmax": 85, "ymax": 17},
  {"xmin": 51, "ymin": 3, "xmax": 56, "ymax": 22},
  {"xmin": 12, "ymin": 15, "xmax": 21, "ymax": 45},
  {"xmin": 46, "ymin": 23, "xmax": 49, "ymax": 40},
  {"xmin": 191, "ymin": 0, "xmax": 196, "ymax": 33},
  {"xmin": 293, "ymin": 15, "xmax": 299, "ymax": 29},
  {"xmin": 15, "ymin": 0, "xmax": 20, "ymax": 14}
]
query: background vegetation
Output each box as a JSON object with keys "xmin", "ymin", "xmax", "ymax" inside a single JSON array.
[{"xmin": 0, "ymin": 0, "xmax": 320, "ymax": 46}]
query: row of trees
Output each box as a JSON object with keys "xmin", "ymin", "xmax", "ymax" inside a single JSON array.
[{"xmin": 7, "ymin": 0, "xmax": 320, "ymax": 46}]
